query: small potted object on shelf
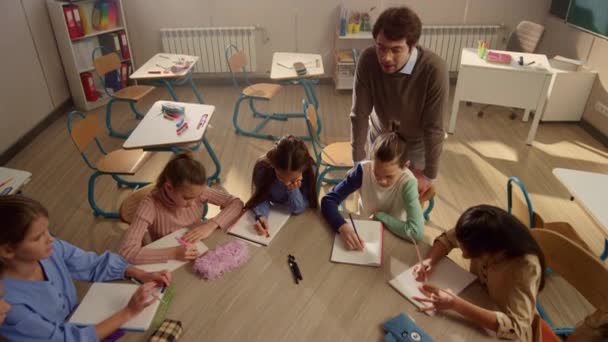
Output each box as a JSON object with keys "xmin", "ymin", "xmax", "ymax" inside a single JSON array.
[
  {"xmin": 360, "ymin": 7, "xmax": 375, "ymax": 32},
  {"xmin": 350, "ymin": 11, "xmax": 361, "ymax": 33}
]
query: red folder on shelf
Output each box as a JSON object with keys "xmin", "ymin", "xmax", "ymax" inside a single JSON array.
[
  {"xmin": 118, "ymin": 31, "xmax": 130, "ymax": 60},
  {"xmin": 120, "ymin": 63, "xmax": 128, "ymax": 88},
  {"xmin": 63, "ymin": 5, "xmax": 80, "ymax": 39},
  {"xmin": 80, "ymin": 72, "xmax": 98, "ymax": 102},
  {"xmin": 71, "ymin": 5, "xmax": 84, "ymax": 37}
]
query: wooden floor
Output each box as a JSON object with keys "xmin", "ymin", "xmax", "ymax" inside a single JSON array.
[{"xmin": 5, "ymin": 81, "xmax": 608, "ymax": 338}]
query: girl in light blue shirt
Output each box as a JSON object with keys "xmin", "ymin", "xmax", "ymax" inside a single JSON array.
[{"xmin": 0, "ymin": 196, "xmax": 172, "ymax": 342}]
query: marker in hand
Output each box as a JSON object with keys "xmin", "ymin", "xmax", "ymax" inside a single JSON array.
[{"xmin": 254, "ymin": 214, "xmax": 270, "ymax": 238}]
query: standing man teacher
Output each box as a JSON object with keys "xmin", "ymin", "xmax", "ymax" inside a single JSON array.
[{"xmin": 350, "ymin": 6, "xmax": 448, "ymax": 196}]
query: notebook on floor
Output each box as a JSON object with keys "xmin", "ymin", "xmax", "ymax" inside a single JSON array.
[
  {"xmin": 136, "ymin": 228, "xmax": 208, "ymax": 273},
  {"xmin": 226, "ymin": 206, "xmax": 291, "ymax": 246},
  {"xmin": 69, "ymin": 282, "xmax": 165, "ymax": 331},
  {"xmin": 330, "ymin": 219, "xmax": 384, "ymax": 267},
  {"xmin": 389, "ymin": 257, "xmax": 477, "ymax": 315}
]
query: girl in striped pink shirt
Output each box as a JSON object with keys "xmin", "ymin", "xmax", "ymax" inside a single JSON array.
[{"xmin": 119, "ymin": 153, "xmax": 244, "ymax": 265}]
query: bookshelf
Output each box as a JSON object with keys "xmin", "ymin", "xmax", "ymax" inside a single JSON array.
[
  {"xmin": 333, "ymin": 31, "xmax": 374, "ymax": 90},
  {"xmin": 46, "ymin": 0, "xmax": 134, "ymax": 111}
]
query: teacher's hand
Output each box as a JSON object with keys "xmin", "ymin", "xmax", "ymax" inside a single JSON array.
[{"xmin": 412, "ymin": 169, "xmax": 433, "ymax": 196}]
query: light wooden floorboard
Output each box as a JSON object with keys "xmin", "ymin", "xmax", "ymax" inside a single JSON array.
[{"xmin": 5, "ymin": 82, "xmax": 607, "ymax": 339}]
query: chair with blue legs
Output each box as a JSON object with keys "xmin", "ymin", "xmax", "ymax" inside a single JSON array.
[
  {"xmin": 68, "ymin": 111, "xmax": 152, "ymax": 218},
  {"xmin": 225, "ymin": 44, "xmax": 284, "ymax": 140},
  {"xmin": 419, "ymin": 186, "xmax": 436, "ymax": 222},
  {"xmin": 93, "ymin": 49, "xmax": 155, "ymax": 138},
  {"xmin": 302, "ymin": 100, "xmax": 353, "ymax": 196},
  {"xmin": 507, "ymin": 176, "xmax": 596, "ymax": 337},
  {"xmin": 531, "ymin": 229, "xmax": 608, "ymax": 340},
  {"xmin": 507, "ymin": 176, "xmax": 591, "ymax": 251}
]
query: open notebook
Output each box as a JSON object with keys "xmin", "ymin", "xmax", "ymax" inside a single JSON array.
[
  {"xmin": 69, "ymin": 283, "xmax": 164, "ymax": 331},
  {"xmin": 226, "ymin": 206, "xmax": 291, "ymax": 246},
  {"xmin": 389, "ymin": 257, "xmax": 477, "ymax": 315},
  {"xmin": 136, "ymin": 228, "xmax": 208, "ymax": 273},
  {"xmin": 330, "ymin": 219, "xmax": 384, "ymax": 267}
]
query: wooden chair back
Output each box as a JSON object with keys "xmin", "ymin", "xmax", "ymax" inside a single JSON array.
[
  {"xmin": 508, "ymin": 20, "xmax": 545, "ymax": 53},
  {"xmin": 419, "ymin": 185, "xmax": 436, "ymax": 204},
  {"xmin": 94, "ymin": 52, "xmax": 121, "ymax": 76},
  {"xmin": 306, "ymin": 103, "xmax": 319, "ymax": 134},
  {"xmin": 228, "ymin": 50, "xmax": 247, "ymax": 72},
  {"xmin": 531, "ymin": 229, "xmax": 608, "ymax": 313},
  {"xmin": 70, "ymin": 115, "xmax": 104, "ymax": 152},
  {"xmin": 119, "ymin": 184, "xmax": 155, "ymax": 223}
]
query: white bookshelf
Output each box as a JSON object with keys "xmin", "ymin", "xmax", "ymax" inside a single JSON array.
[
  {"xmin": 46, "ymin": 0, "xmax": 134, "ymax": 111},
  {"xmin": 333, "ymin": 30, "xmax": 374, "ymax": 90}
]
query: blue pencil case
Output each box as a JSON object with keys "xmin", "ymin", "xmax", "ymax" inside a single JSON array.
[{"xmin": 383, "ymin": 313, "xmax": 433, "ymax": 342}]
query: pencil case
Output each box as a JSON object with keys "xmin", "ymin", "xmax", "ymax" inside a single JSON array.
[
  {"xmin": 149, "ymin": 319, "xmax": 183, "ymax": 342},
  {"xmin": 486, "ymin": 51, "xmax": 512, "ymax": 64},
  {"xmin": 383, "ymin": 313, "xmax": 433, "ymax": 342},
  {"xmin": 193, "ymin": 239, "xmax": 251, "ymax": 280}
]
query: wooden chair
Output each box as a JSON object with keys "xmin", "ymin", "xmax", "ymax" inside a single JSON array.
[
  {"xmin": 68, "ymin": 111, "xmax": 151, "ymax": 218},
  {"xmin": 303, "ymin": 99, "xmax": 352, "ymax": 197},
  {"xmin": 419, "ymin": 185, "xmax": 437, "ymax": 221},
  {"xmin": 119, "ymin": 184, "xmax": 155, "ymax": 223},
  {"xmin": 532, "ymin": 229, "xmax": 608, "ymax": 339},
  {"xmin": 93, "ymin": 49, "xmax": 155, "ymax": 138},
  {"xmin": 225, "ymin": 44, "xmax": 284, "ymax": 140},
  {"xmin": 507, "ymin": 176, "xmax": 592, "ymax": 253}
]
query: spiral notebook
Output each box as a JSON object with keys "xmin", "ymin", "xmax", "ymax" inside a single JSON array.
[
  {"xmin": 330, "ymin": 219, "xmax": 384, "ymax": 267},
  {"xmin": 69, "ymin": 282, "xmax": 165, "ymax": 331},
  {"xmin": 136, "ymin": 228, "xmax": 208, "ymax": 273},
  {"xmin": 226, "ymin": 206, "xmax": 291, "ymax": 246},
  {"xmin": 389, "ymin": 257, "xmax": 477, "ymax": 315}
]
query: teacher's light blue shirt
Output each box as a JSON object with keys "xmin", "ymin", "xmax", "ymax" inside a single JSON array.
[{"xmin": 0, "ymin": 239, "xmax": 129, "ymax": 342}]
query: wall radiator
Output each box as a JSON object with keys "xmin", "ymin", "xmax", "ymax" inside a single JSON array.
[
  {"xmin": 161, "ymin": 26, "xmax": 256, "ymax": 73},
  {"xmin": 420, "ymin": 25, "xmax": 503, "ymax": 72}
]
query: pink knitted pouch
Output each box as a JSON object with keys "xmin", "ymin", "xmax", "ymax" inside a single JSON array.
[{"xmin": 193, "ymin": 239, "xmax": 251, "ymax": 280}]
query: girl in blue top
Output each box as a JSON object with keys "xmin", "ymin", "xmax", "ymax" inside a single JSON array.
[
  {"xmin": 0, "ymin": 195, "xmax": 171, "ymax": 342},
  {"xmin": 245, "ymin": 135, "xmax": 318, "ymax": 236}
]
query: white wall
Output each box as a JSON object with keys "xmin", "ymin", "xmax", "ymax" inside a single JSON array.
[
  {"xmin": 123, "ymin": 0, "xmax": 551, "ymax": 75},
  {"xmin": 538, "ymin": 15, "xmax": 608, "ymax": 136},
  {"xmin": 0, "ymin": 0, "xmax": 69, "ymax": 154}
]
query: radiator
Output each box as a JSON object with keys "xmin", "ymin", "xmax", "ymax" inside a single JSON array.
[
  {"xmin": 419, "ymin": 25, "xmax": 503, "ymax": 72},
  {"xmin": 160, "ymin": 26, "xmax": 257, "ymax": 73}
]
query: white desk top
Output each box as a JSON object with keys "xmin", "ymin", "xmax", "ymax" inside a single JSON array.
[
  {"xmin": 553, "ymin": 168, "xmax": 608, "ymax": 232},
  {"xmin": 460, "ymin": 48, "xmax": 551, "ymax": 75},
  {"xmin": 130, "ymin": 53, "xmax": 199, "ymax": 80},
  {"xmin": 123, "ymin": 101, "xmax": 214, "ymax": 150},
  {"xmin": 270, "ymin": 52, "xmax": 324, "ymax": 80},
  {"xmin": 0, "ymin": 167, "xmax": 32, "ymax": 195}
]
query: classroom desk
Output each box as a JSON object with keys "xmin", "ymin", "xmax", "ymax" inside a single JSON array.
[
  {"xmin": 0, "ymin": 167, "xmax": 32, "ymax": 195},
  {"xmin": 122, "ymin": 101, "xmax": 221, "ymax": 183},
  {"xmin": 130, "ymin": 53, "xmax": 204, "ymax": 104},
  {"xmin": 121, "ymin": 211, "xmax": 496, "ymax": 341},
  {"xmin": 553, "ymin": 168, "xmax": 608, "ymax": 260},
  {"xmin": 448, "ymin": 48, "xmax": 553, "ymax": 145},
  {"xmin": 257, "ymin": 52, "xmax": 324, "ymax": 140}
]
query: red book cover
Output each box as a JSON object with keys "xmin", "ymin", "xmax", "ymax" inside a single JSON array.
[
  {"xmin": 120, "ymin": 63, "xmax": 128, "ymax": 88},
  {"xmin": 118, "ymin": 31, "xmax": 130, "ymax": 59},
  {"xmin": 63, "ymin": 5, "xmax": 79, "ymax": 39},
  {"xmin": 71, "ymin": 5, "xmax": 84, "ymax": 37},
  {"xmin": 80, "ymin": 72, "xmax": 98, "ymax": 102}
]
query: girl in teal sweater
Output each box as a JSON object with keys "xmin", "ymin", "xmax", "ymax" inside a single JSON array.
[{"xmin": 321, "ymin": 122, "xmax": 424, "ymax": 250}]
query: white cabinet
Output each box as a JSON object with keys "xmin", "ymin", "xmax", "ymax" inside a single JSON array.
[{"xmin": 542, "ymin": 56, "xmax": 597, "ymax": 122}]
